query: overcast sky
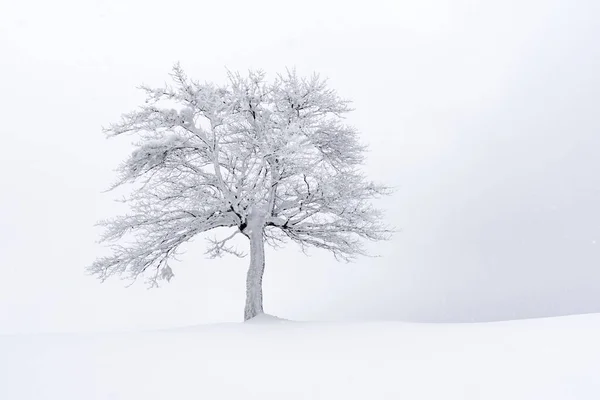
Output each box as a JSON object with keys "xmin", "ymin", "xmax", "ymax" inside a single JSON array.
[{"xmin": 1, "ymin": 0, "xmax": 599, "ymax": 333}]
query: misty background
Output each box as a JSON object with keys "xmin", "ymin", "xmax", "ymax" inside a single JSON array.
[{"xmin": 0, "ymin": 0, "xmax": 598, "ymax": 333}]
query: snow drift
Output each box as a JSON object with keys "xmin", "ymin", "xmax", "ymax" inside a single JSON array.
[{"xmin": 1, "ymin": 313, "xmax": 599, "ymax": 399}]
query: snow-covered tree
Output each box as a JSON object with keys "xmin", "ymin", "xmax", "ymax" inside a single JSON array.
[{"xmin": 90, "ymin": 64, "xmax": 391, "ymax": 320}]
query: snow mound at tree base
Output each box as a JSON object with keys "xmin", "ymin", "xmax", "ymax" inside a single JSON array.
[
  {"xmin": 244, "ymin": 313, "xmax": 291, "ymax": 324},
  {"xmin": 2, "ymin": 313, "xmax": 600, "ymax": 399}
]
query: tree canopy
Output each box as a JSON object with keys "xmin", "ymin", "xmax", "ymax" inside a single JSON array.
[{"xmin": 90, "ymin": 65, "xmax": 391, "ymax": 319}]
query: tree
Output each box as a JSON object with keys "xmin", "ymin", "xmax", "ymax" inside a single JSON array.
[{"xmin": 89, "ymin": 64, "xmax": 391, "ymax": 320}]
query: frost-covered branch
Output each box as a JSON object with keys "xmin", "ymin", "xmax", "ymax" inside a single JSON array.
[
  {"xmin": 205, "ymin": 230, "xmax": 247, "ymax": 258},
  {"xmin": 91, "ymin": 207, "xmax": 237, "ymax": 285}
]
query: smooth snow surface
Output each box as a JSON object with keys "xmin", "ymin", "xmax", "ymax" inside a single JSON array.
[{"xmin": 2, "ymin": 314, "xmax": 600, "ymax": 399}]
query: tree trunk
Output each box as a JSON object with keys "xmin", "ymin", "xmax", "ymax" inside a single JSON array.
[{"xmin": 244, "ymin": 227, "xmax": 265, "ymax": 320}]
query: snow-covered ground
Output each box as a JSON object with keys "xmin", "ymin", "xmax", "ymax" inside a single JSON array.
[{"xmin": 1, "ymin": 313, "xmax": 600, "ymax": 399}]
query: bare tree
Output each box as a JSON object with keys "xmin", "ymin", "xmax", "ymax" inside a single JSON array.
[{"xmin": 90, "ymin": 64, "xmax": 391, "ymax": 320}]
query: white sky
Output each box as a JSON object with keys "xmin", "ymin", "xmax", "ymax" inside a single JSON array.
[{"xmin": 1, "ymin": 0, "xmax": 599, "ymax": 333}]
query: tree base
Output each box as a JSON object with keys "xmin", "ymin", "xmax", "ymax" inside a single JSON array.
[{"xmin": 244, "ymin": 313, "xmax": 289, "ymax": 324}]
